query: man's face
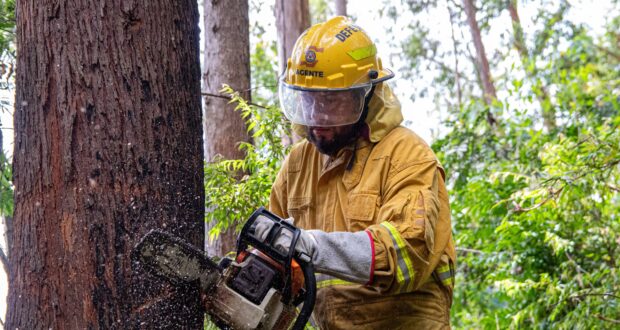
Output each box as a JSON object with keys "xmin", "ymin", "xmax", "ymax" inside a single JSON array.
[{"xmin": 306, "ymin": 123, "xmax": 358, "ymax": 156}]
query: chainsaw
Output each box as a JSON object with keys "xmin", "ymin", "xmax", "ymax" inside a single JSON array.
[{"xmin": 132, "ymin": 207, "xmax": 316, "ymax": 330}]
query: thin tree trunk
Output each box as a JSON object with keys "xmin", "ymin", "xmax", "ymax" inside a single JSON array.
[
  {"xmin": 203, "ymin": 0, "xmax": 251, "ymax": 256},
  {"xmin": 8, "ymin": 1, "xmax": 204, "ymax": 328},
  {"xmin": 0, "ymin": 226, "xmax": 8, "ymax": 275},
  {"xmin": 1, "ymin": 215, "xmax": 9, "ymax": 277},
  {"xmin": 508, "ymin": 0, "xmax": 556, "ymax": 131},
  {"xmin": 448, "ymin": 4, "xmax": 463, "ymax": 110},
  {"xmin": 275, "ymin": 0, "xmax": 310, "ymax": 74},
  {"xmin": 275, "ymin": 0, "xmax": 309, "ymax": 144},
  {"xmin": 335, "ymin": 0, "xmax": 347, "ymax": 16},
  {"xmin": 462, "ymin": 0, "xmax": 498, "ymax": 125},
  {"xmin": 0, "ymin": 128, "xmax": 8, "ymax": 278}
]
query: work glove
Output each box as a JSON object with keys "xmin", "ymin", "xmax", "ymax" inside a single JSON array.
[{"xmin": 251, "ymin": 215, "xmax": 374, "ymax": 285}]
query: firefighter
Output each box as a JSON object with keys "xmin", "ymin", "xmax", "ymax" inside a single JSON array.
[{"xmin": 254, "ymin": 16, "xmax": 456, "ymax": 329}]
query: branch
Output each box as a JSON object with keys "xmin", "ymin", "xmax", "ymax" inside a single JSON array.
[
  {"xmin": 595, "ymin": 314, "xmax": 620, "ymax": 324},
  {"xmin": 457, "ymin": 247, "xmax": 487, "ymax": 255},
  {"xmin": 607, "ymin": 184, "xmax": 620, "ymax": 192},
  {"xmin": 201, "ymin": 92, "xmax": 269, "ymax": 110},
  {"xmin": 0, "ymin": 245, "xmax": 8, "ymax": 279},
  {"xmin": 447, "ymin": 4, "xmax": 462, "ymax": 109},
  {"xmin": 569, "ymin": 292, "xmax": 620, "ymax": 301},
  {"xmin": 462, "ymin": 0, "xmax": 498, "ymax": 107},
  {"xmin": 564, "ymin": 251, "xmax": 586, "ymax": 275},
  {"xmin": 512, "ymin": 186, "xmax": 564, "ymax": 213},
  {"xmin": 595, "ymin": 44, "xmax": 620, "ymax": 61}
]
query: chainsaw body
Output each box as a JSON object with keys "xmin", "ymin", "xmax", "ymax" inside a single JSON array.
[
  {"xmin": 133, "ymin": 207, "xmax": 315, "ymax": 330},
  {"xmin": 206, "ymin": 252, "xmax": 297, "ymax": 329}
]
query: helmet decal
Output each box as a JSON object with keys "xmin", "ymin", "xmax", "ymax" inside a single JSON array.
[{"xmin": 301, "ymin": 46, "xmax": 323, "ymax": 67}]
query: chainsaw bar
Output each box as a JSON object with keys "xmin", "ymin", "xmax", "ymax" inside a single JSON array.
[{"xmin": 133, "ymin": 230, "xmax": 222, "ymax": 292}]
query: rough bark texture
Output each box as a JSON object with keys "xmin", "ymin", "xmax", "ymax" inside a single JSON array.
[
  {"xmin": 462, "ymin": 0, "xmax": 497, "ymax": 116},
  {"xmin": 275, "ymin": 0, "xmax": 310, "ymax": 73},
  {"xmin": 8, "ymin": 0, "xmax": 204, "ymax": 328},
  {"xmin": 335, "ymin": 0, "xmax": 347, "ymax": 17},
  {"xmin": 275, "ymin": 0, "xmax": 309, "ymax": 144},
  {"xmin": 203, "ymin": 0, "xmax": 251, "ymax": 256}
]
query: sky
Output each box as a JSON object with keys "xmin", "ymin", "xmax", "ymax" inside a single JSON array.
[{"xmin": 0, "ymin": 0, "xmax": 618, "ymax": 322}]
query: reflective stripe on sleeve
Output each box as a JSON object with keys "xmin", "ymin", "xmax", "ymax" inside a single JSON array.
[
  {"xmin": 380, "ymin": 221, "xmax": 416, "ymax": 293},
  {"xmin": 316, "ymin": 274, "xmax": 357, "ymax": 289},
  {"xmin": 436, "ymin": 264, "xmax": 454, "ymax": 287}
]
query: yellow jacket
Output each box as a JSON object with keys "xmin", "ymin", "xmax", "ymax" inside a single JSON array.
[{"xmin": 269, "ymin": 84, "xmax": 456, "ymax": 329}]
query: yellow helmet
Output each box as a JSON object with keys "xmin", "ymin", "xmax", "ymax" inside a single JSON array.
[{"xmin": 279, "ymin": 16, "xmax": 394, "ymax": 127}]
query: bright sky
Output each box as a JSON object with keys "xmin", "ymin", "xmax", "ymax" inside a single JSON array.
[{"xmin": 1, "ymin": 0, "xmax": 617, "ymax": 322}]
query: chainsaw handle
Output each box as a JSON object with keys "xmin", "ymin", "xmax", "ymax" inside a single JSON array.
[
  {"xmin": 292, "ymin": 255, "xmax": 316, "ymax": 330},
  {"xmin": 238, "ymin": 207, "xmax": 317, "ymax": 328},
  {"xmin": 238, "ymin": 207, "xmax": 300, "ymax": 302}
]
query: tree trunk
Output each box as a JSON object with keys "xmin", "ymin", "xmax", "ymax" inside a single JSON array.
[
  {"xmin": 0, "ymin": 216, "xmax": 9, "ymax": 277},
  {"xmin": 8, "ymin": 1, "xmax": 204, "ymax": 329},
  {"xmin": 508, "ymin": 0, "xmax": 556, "ymax": 131},
  {"xmin": 335, "ymin": 0, "xmax": 347, "ymax": 16},
  {"xmin": 448, "ymin": 5, "xmax": 463, "ymax": 110},
  {"xmin": 203, "ymin": 0, "xmax": 251, "ymax": 256},
  {"xmin": 0, "ymin": 128, "xmax": 8, "ymax": 278},
  {"xmin": 275, "ymin": 0, "xmax": 309, "ymax": 144},
  {"xmin": 275, "ymin": 0, "xmax": 310, "ymax": 74},
  {"xmin": 462, "ymin": 0, "xmax": 498, "ymax": 125},
  {"xmin": 0, "ymin": 216, "xmax": 11, "ymax": 276}
]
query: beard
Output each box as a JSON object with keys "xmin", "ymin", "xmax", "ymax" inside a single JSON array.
[{"xmin": 306, "ymin": 124, "xmax": 360, "ymax": 156}]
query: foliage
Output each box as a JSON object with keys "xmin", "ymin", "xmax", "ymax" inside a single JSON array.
[
  {"xmin": 309, "ymin": 0, "xmax": 332, "ymax": 25},
  {"xmin": 0, "ymin": 151, "xmax": 11, "ymax": 216},
  {"xmin": 0, "ymin": 0, "xmax": 13, "ymax": 218},
  {"xmin": 427, "ymin": 4, "xmax": 620, "ymax": 328},
  {"xmin": 0, "ymin": 0, "xmax": 14, "ymax": 55},
  {"xmin": 249, "ymin": 38, "xmax": 279, "ymax": 104},
  {"xmin": 203, "ymin": 85, "xmax": 290, "ymax": 241},
  {"xmin": 0, "ymin": 0, "xmax": 14, "ymax": 89}
]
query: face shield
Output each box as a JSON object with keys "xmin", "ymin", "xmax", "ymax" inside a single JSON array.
[{"xmin": 278, "ymin": 80, "xmax": 373, "ymax": 127}]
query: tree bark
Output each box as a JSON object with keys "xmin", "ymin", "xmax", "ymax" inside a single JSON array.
[
  {"xmin": 275, "ymin": 0, "xmax": 310, "ymax": 74},
  {"xmin": 335, "ymin": 0, "xmax": 347, "ymax": 16},
  {"xmin": 203, "ymin": 0, "xmax": 251, "ymax": 256},
  {"xmin": 275, "ymin": 0, "xmax": 309, "ymax": 144},
  {"xmin": 462, "ymin": 0, "xmax": 498, "ymax": 125},
  {"xmin": 8, "ymin": 0, "xmax": 204, "ymax": 328}
]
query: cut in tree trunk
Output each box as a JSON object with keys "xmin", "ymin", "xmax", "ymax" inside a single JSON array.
[
  {"xmin": 7, "ymin": 0, "xmax": 204, "ymax": 328},
  {"xmin": 203, "ymin": 0, "xmax": 252, "ymax": 257}
]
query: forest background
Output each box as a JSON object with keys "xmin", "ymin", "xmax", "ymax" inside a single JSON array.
[{"xmin": 0, "ymin": 0, "xmax": 618, "ymax": 328}]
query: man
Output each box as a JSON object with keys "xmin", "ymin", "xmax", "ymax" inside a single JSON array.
[{"xmin": 255, "ymin": 16, "xmax": 456, "ymax": 329}]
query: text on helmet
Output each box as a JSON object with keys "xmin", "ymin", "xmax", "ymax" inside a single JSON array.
[
  {"xmin": 295, "ymin": 69, "xmax": 324, "ymax": 78},
  {"xmin": 335, "ymin": 25, "xmax": 361, "ymax": 42}
]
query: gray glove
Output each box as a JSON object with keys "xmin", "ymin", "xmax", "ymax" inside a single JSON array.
[{"xmin": 252, "ymin": 215, "xmax": 374, "ymax": 285}]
